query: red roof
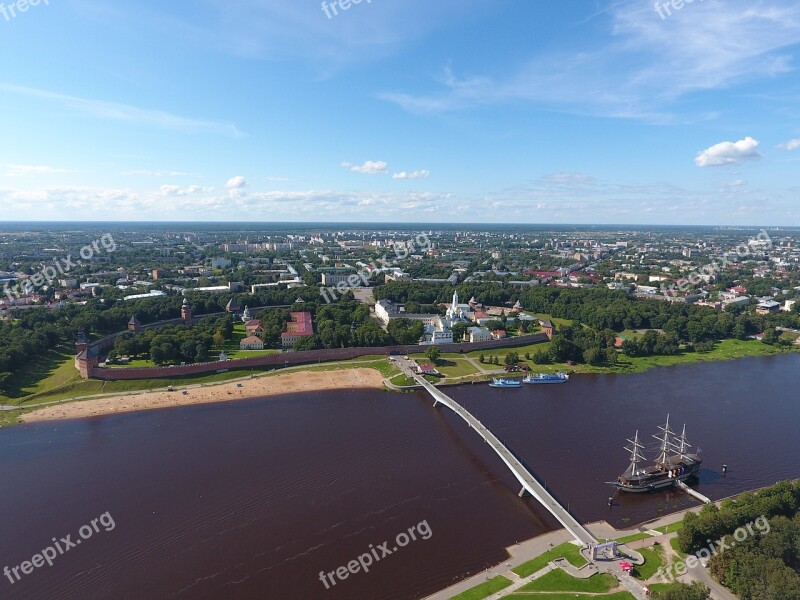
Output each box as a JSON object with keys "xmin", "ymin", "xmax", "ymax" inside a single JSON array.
[{"xmin": 283, "ymin": 312, "xmax": 313, "ymax": 337}]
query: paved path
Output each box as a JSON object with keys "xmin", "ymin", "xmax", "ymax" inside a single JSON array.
[
  {"xmin": 422, "ymin": 529, "xmax": 573, "ymax": 600},
  {"xmin": 683, "ymin": 560, "xmax": 737, "ymax": 600}
]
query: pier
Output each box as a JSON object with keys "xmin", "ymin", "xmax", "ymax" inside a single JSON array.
[
  {"xmin": 409, "ymin": 370, "xmax": 597, "ymax": 546},
  {"xmin": 676, "ymin": 480, "xmax": 712, "ymax": 504}
]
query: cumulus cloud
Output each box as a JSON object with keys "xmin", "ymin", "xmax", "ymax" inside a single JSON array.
[
  {"xmin": 225, "ymin": 176, "xmax": 248, "ymax": 189},
  {"xmin": 393, "ymin": 170, "xmax": 430, "ymax": 180},
  {"xmin": 695, "ymin": 137, "xmax": 762, "ymax": 167},
  {"xmin": 341, "ymin": 160, "xmax": 389, "ymax": 175},
  {"xmin": 124, "ymin": 169, "xmax": 189, "ymax": 177},
  {"xmin": 160, "ymin": 184, "xmax": 213, "ymax": 196},
  {"xmin": 778, "ymin": 139, "xmax": 800, "ymax": 151}
]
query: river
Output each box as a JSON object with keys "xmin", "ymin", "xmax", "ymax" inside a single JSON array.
[{"xmin": 1, "ymin": 353, "xmax": 798, "ymax": 599}]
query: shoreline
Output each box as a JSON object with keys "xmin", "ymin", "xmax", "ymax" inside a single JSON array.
[
  {"xmin": 424, "ymin": 481, "xmax": 787, "ymax": 600},
  {"xmin": 19, "ymin": 368, "xmax": 386, "ymax": 423}
]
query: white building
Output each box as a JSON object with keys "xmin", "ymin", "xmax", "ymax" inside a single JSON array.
[{"xmin": 467, "ymin": 327, "xmax": 492, "ymax": 343}]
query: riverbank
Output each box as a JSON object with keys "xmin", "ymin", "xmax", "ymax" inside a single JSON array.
[
  {"xmin": 20, "ymin": 368, "xmax": 386, "ymax": 423},
  {"xmin": 426, "ymin": 479, "xmax": 792, "ymax": 600}
]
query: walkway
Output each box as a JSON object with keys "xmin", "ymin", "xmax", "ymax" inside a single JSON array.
[{"xmin": 404, "ymin": 361, "xmax": 596, "ymax": 547}]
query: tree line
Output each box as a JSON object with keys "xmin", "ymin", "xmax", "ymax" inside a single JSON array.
[{"xmin": 677, "ymin": 480, "xmax": 800, "ymax": 599}]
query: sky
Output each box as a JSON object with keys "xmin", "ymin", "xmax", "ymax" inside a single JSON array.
[{"xmin": 1, "ymin": 0, "xmax": 799, "ymax": 225}]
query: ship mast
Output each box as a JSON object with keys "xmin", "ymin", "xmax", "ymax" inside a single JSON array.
[
  {"xmin": 625, "ymin": 430, "xmax": 646, "ymax": 476},
  {"xmin": 676, "ymin": 424, "xmax": 691, "ymax": 460},
  {"xmin": 653, "ymin": 414, "xmax": 676, "ymax": 465}
]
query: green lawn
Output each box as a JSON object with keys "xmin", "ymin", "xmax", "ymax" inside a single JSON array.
[
  {"xmin": 655, "ymin": 522, "xmax": 684, "ymax": 535},
  {"xmin": 476, "ymin": 338, "xmax": 794, "ymax": 377},
  {"xmin": 389, "ymin": 374, "xmax": 418, "ymax": 387},
  {"xmin": 632, "ymin": 545, "xmax": 664, "ymax": 581},
  {"xmin": 507, "ymin": 592, "xmax": 635, "ymax": 600},
  {"xmin": 448, "ymin": 576, "xmax": 512, "ymax": 600},
  {"xmin": 669, "ymin": 537, "xmax": 688, "ymax": 559},
  {"xmin": 615, "ymin": 532, "xmax": 652, "ymax": 544},
  {"xmin": 519, "ymin": 569, "xmax": 617, "ymax": 593},
  {"xmin": 0, "ymin": 347, "xmax": 83, "ymax": 402},
  {"xmin": 434, "ymin": 359, "xmax": 482, "ymax": 378},
  {"xmin": 512, "ymin": 542, "xmax": 587, "ymax": 578}
]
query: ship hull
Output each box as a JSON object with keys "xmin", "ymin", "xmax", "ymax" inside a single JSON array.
[{"xmin": 611, "ymin": 460, "xmax": 702, "ymax": 493}]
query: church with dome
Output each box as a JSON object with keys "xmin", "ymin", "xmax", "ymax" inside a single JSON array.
[{"xmin": 444, "ymin": 290, "xmax": 474, "ymax": 324}]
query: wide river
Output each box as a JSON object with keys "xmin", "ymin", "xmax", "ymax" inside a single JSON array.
[{"xmin": 1, "ymin": 353, "xmax": 799, "ymax": 599}]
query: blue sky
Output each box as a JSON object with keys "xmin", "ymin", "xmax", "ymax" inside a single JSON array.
[{"xmin": 1, "ymin": 0, "xmax": 799, "ymax": 224}]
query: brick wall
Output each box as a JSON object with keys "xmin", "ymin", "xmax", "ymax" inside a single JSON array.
[{"xmin": 87, "ymin": 333, "xmax": 549, "ymax": 381}]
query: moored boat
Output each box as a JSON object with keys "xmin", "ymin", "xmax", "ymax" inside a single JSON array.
[
  {"xmin": 488, "ymin": 378, "xmax": 523, "ymax": 388},
  {"xmin": 523, "ymin": 372, "xmax": 569, "ymax": 384},
  {"xmin": 609, "ymin": 415, "xmax": 703, "ymax": 493}
]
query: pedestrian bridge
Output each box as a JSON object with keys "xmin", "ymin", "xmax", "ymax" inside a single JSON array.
[{"xmin": 412, "ymin": 374, "xmax": 597, "ymax": 547}]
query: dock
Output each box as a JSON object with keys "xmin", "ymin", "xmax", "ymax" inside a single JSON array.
[{"xmin": 676, "ymin": 480, "xmax": 712, "ymax": 504}]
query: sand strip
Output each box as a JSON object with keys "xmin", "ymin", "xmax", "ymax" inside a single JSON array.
[{"xmin": 21, "ymin": 368, "xmax": 386, "ymax": 423}]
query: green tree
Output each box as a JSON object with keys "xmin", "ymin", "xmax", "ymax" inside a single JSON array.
[
  {"xmin": 451, "ymin": 322, "xmax": 468, "ymax": 343},
  {"xmin": 652, "ymin": 581, "xmax": 710, "ymax": 600},
  {"xmin": 425, "ymin": 346, "xmax": 441, "ymax": 363},
  {"xmin": 387, "ymin": 319, "xmax": 425, "ymax": 345}
]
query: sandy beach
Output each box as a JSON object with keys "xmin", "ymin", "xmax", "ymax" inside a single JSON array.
[{"xmin": 21, "ymin": 368, "xmax": 386, "ymax": 423}]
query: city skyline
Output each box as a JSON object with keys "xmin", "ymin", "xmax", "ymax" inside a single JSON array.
[{"xmin": 1, "ymin": 0, "xmax": 799, "ymax": 224}]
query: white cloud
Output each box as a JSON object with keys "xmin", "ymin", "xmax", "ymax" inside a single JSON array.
[
  {"xmin": 0, "ymin": 83, "xmax": 245, "ymax": 138},
  {"xmin": 225, "ymin": 176, "xmax": 248, "ymax": 189},
  {"xmin": 393, "ymin": 170, "xmax": 430, "ymax": 180},
  {"xmin": 342, "ymin": 160, "xmax": 389, "ymax": 175},
  {"xmin": 778, "ymin": 139, "xmax": 800, "ymax": 150},
  {"xmin": 160, "ymin": 184, "xmax": 213, "ymax": 196},
  {"xmin": 380, "ymin": 1, "xmax": 800, "ymax": 121},
  {"xmin": 4, "ymin": 164, "xmax": 72, "ymax": 176},
  {"xmin": 124, "ymin": 169, "xmax": 190, "ymax": 177},
  {"xmin": 695, "ymin": 137, "xmax": 762, "ymax": 167}
]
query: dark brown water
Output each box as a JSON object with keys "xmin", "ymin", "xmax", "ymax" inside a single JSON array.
[{"xmin": 1, "ymin": 353, "xmax": 799, "ymax": 600}]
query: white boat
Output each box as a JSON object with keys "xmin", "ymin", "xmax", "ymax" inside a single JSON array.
[
  {"xmin": 489, "ymin": 378, "xmax": 523, "ymax": 388},
  {"xmin": 522, "ymin": 372, "xmax": 569, "ymax": 384}
]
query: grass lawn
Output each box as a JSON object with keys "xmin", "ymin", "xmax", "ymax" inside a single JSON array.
[
  {"xmin": 467, "ymin": 341, "xmax": 552, "ymax": 362},
  {"xmin": 482, "ymin": 338, "xmax": 795, "ymax": 377},
  {"xmin": 632, "ymin": 545, "xmax": 664, "ymax": 581},
  {"xmin": 507, "ymin": 592, "xmax": 635, "ymax": 600},
  {"xmin": 0, "ymin": 347, "xmax": 83, "ymax": 402},
  {"xmin": 434, "ymin": 359, "xmax": 481, "ymax": 378},
  {"xmin": 448, "ymin": 576, "xmax": 512, "ymax": 600},
  {"xmin": 655, "ymin": 522, "xmax": 684, "ymax": 535},
  {"xmin": 519, "ymin": 569, "xmax": 617, "ymax": 593},
  {"xmin": 389, "ymin": 374, "xmax": 418, "ymax": 387},
  {"xmin": 615, "ymin": 532, "xmax": 653, "ymax": 544},
  {"xmin": 512, "ymin": 542, "xmax": 587, "ymax": 578},
  {"xmin": 669, "ymin": 537, "xmax": 688, "ymax": 559}
]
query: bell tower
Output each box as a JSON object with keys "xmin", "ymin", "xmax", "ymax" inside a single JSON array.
[{"xmin": 181, "ymin": 298, "xmax": 193, "ymax": 325}]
